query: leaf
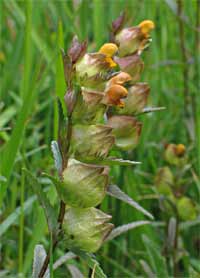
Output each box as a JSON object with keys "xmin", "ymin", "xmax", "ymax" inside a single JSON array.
[
  {"xmin": 142, "ymin": 235, "xmax": 169, "ymax": 278},
  {"xmin": 140, "ymin": 260, "xmax": 155, "ymax": 278},
  {"xmin": 179, "ymin": 217, "xmax": 200, "ymax": 231},
  {"xmin": 76, "ymin": 250, "xmax": 107, "ymax": 278},
  {"xmin": 101, "ymin": 157, "xmax": 141, "ymax": 166},
  {"xmin": 105, "ymin": 221, "xmax": 150, "ymax": 241},
  {"xmin": 67, "ymin": 265, "xmax": 84, "ymax": 278},
  {"xmin": 0, "ymin": 196, "xmax": 36, "ymax": 237},
  {"xmin": 80, "ymin": 157, "xmax": 141, "ymax": 166},
  {"xmin": 167, "ymin": 217, "xmax": 176, "ymax": 249},
  {"xmin": 139, "ymin": 107, "xmax": 166, "ymax": 115},
  {"xmin": 32, "ymin": 245, "xmax": 50, "ymax": 278},
  {"xmin": 107, "ymin": 185, "xmax": 154, "ymax": 219},
  {"xmin": 51, "ymin": 141, "xmax": 62, "ymax": 173},
  {"xmin": 53, "ymin": 252, "xmax": 77, "ymax": 270},
  {"xmin": 23, "ymin": 169, "xmax": 58, "ymax": 233}
]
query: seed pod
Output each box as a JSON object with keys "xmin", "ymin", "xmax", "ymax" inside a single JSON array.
[
  {"xmin": 117, "ymin": 83, "xmax": 150, "ymax": 115},
  {"xmin": 71, "ymin": 124, "xmax": 115, "ymax": 159},
  {"xmin": 177, "ymin": 197, "xmax": 197, "ymax": 221},
  {"xmin": 154, "ymin": 167, "xmax": 174, "ymax": 196},
  {"xmin": 107, "ymin": 116, "xmax": 142, "ymax": 150},
  {"xmin": 57, "ymin": 159, "xmax": 109, "ymax": 208},
  {"xmin": 63, "ymin": 207, "xmax": 114, "ymax": 252}
]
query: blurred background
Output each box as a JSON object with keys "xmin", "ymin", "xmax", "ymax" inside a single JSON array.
[{"xmin": 0, "ymin": 0, "xmax": 199, "ymax": 277}]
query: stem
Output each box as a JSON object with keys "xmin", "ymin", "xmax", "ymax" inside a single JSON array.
[
  {"xmin": 18, "ymin": 169, "xmax": 25, "ymax": 274},
  {"xmin": 39, "ymin": 106, "xmax": 74, "ymax": 277},
  {"xmin": 177, "ymin": 0, "xmax": 190, "ymax": 119}
]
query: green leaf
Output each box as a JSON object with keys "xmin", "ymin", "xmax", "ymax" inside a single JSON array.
[
  {"xmin": 23, "ymin": 169, "xmax": 58, "ymax": 234},
  {"xmin": 32, "ymin": 245, "xmax": 49, "ymax": 278},
  {"xmin": 142, "ymin": 235, "xmax": 169, "ymax": 278},
  {"xmin": 51, "ymin": 141, "xmax": 62, "ymax": 173},
  {"xmin": 107, "ymin": 184, "xmax": 154, "ymax": 219},
  {"xmin": 0, "ymin": 196, "xmax": 36, "ymax": 237},
  {"xmin": 140, "ymin": 260, "xmax": 155, "ymax": 278},
  {"xmin": 76, "ymin": 250, "xmax": 107, "ymax": 278},
  {"xmin": 105, "ymin": 221, "xmax": 150, "ymax": 242},
  {"xmin": 79, "ymin": 157, "xmax": 141, "ymax": 166}
]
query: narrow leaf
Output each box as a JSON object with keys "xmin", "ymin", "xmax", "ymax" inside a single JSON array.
[
  {"xmin": 32, "ymin": 245, "xmax": 50, "ymax": 278},
  {"xmin": 67, "ymin": 265, "xmax": 84, "ymax": 278},
  {"xmin": 142, "ymin": 235, "xmax": 169, "ymax": 278},
  {"xmin": 140, "ymin": 260, "xmax": 155, "ymax": 278},
  {"xmin": 106, "ymin": 221, "xmax": 150, "ymax": 241},
  {"xmin": 0, "ymin": 196, "xmax": 36, "ymax": 237},
  {"xmin": 51, "ymin": 141, "xmax": 62, "ymax": 173},
  {"xmin": 53, "ymin": 252, "xmax": 77, "ymax": 270},
  {"xmin": 107, "ymin": 184, "xmax": 154, "ymax": 219},
  {"xmin": 76, "ymin": 251, "xmax": 107, "ymax": 278},
  {"xmin": 23, "ymin": 169, "xmax": 57, "ymax": 233},
  {"xmin": 167, "ymin": 217, "xmax": 176, "ymax": 249},
  {"xmin": 140, "ymin": 107, "xmax": 166, "ymax": 114}
]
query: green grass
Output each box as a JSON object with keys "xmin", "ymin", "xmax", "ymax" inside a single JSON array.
[{"xmin": 0, "ymin": 0, "xmax": 199, "ymax": 277}]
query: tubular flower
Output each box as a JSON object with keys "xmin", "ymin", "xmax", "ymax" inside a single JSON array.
[
  {"xmin": 98, "ymin": 43, "xmax": 118, "ymax": 68},
  {"xmin": 75, "ymin": 43, "xmax": 118, "ymax": 88},
  {"xmin": 154, "ymin": 167, "xmax": 174, "ymax": 197},
  {"xmin": 63, "ymin": 207, "xmax": 113, "ymax": 252},
  {"xmin": 115, "ymin": 19, "xmax": 155, "ymax": 57},
  {"xmin": 102, "ymin": 72, "xmax": 131, "ymax": 107}
]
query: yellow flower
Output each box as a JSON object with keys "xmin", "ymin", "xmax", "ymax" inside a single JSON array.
[
  {"xmin": 139, "ymin": 20, "xmax": 155, "ymax": 38},
  {"xmin": 99, "ymin": 43, "xmax": 118, "ymax": 68},
  {"xmin": 175, "ymin": 144, "xmax": 186, "ymax": 157}
]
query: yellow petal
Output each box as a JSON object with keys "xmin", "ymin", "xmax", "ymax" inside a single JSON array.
[
  {"xmin": 99, "ymin": 43, "xmax": 118, "ymax": 57},
  {"xmin": 139, "ymin": 20, "xmax": 155, "ymax": 36},
  {"xmin": 175, "ymin": 144, "xmax": 186, "ymax": 156},
  {"xmin": 105, "ymin": 57, "xmax": 117, "ymax": 68}
]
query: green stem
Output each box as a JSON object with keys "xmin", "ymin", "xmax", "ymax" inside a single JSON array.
[{"xmin": 18, "ymin": 170, "xmax": 25, "ymax": 274}]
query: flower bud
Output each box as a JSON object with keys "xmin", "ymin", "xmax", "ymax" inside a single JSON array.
[
  {"xmin": 177, "ymin": 197, "xmax": 197, "ymax": 221},
  {"xmin": 164, "ymin": 144, "xmax": 186, "ymax": 166},
  {"xmin": 114, "ymin": 54, "xmax": 144, "ymax": 81},
  {"xmin": 115, "ymin": 20, "xmax": 155, "ymax": 57},
  {"xmin": 57, "ymin": 159, "xmax": 109, "ymax": 208},
  {"xmin": 63, "ymin": 207, "xmax": 114, "ymax": 252},
  {"xmin": 107, "ymin": 116, "xmax": 142, "ymax": 150},
  {"xmin": 154, "ymin": 167, "xmax": 174, "ymax": 196},
  {"xmin": 71, "ymin": 124, "xmax": 115, "ymax": 158},
  {"xmin": 117, "ymin": 83, "xmax": 150, "ymax": 115}
]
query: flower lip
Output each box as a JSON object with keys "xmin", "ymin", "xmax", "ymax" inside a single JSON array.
[
  {"xmin": 99, "ymin": 43, "xmax": 119, "ymax": 57},
  {"xmin": 102, "ymin": 84, "xmax": 128, "ymax": 107},
  {"xmin": 139, "ymin": 20, "xmax": 155, "ymax": 37}
]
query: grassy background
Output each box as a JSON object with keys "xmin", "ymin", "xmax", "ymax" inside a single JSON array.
[{"xmin": 0, "ymin": 0, "xmax": 199, "ymax": 277}]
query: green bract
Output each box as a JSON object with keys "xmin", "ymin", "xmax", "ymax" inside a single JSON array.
[
  {"xmin": 71, "ymin": 124, "xmax": 115, "ymax": 159},
  {"xmin": 57, "ymin": 159, "xmax": 109, "ymax": 208},
  {"xmin": 63, "ymin": 207, "xmax": 113, "ymax": 252}
]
